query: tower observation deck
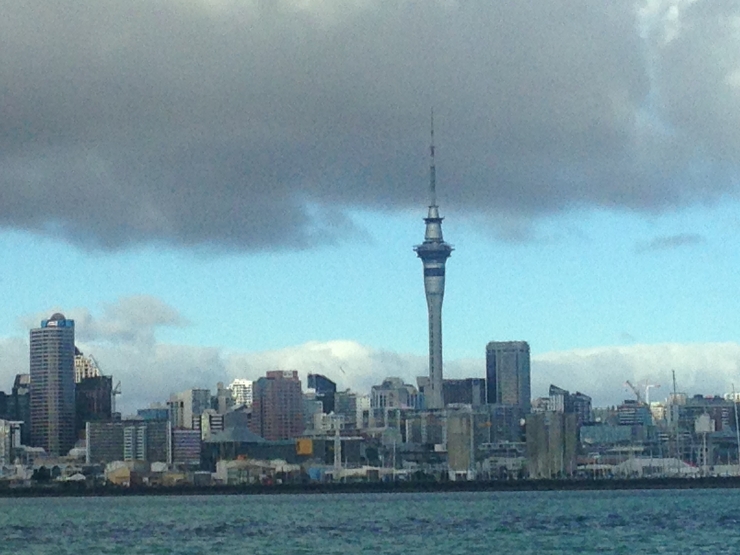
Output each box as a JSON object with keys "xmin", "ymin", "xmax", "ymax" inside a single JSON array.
[{"xmin": 414, "ymin": 113, "xmax": 453, "ymax": 410}]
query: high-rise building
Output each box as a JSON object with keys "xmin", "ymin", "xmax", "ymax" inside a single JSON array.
[
  {"xmin": 167, "ymin": 388, "xmax": 211, "ymax": 429},
  {"xmin": 250, "ymin": 371, "xmax": 303, "ymax": 441},
  {"xmin": 307, "ymin": 373, "xmax": 337, "ymax": 414},
  {"xmin": 75, "ymin": 375, "xmax": 113, "ymax": 438},
  {"xmin": 414, "ymin": 115, "xmax": 453, "ymax": 410},
  {"xmin": 486, "ymin": 341, "xmax": 531, "ymax": 413},
  {"xmin": 74, "ymin": 348, "xmax": 102, "ymax": 383},
  {"xmin": 29, "ymin": 313, "xmax": 77, "ymax": 456},
  {"xmin": 229, "ymin": 379, "xmax": 253, "ymax": 408},
  {"xmin": 214, "ymin": 382, "xmax": 234, "ymax": 414}
]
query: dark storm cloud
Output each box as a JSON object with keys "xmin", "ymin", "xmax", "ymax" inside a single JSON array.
[{"xmin": 1, "ymin": 0, "xmax": 738, "ymax": 250}]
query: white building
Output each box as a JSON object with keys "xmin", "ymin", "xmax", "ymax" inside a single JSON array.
[
  {"xmin": 229, "ymin": 379, "xmax": 253, "ymax": 408},
  {"xmin": 167, "ymin": 388, "xmax": 211, "ymax": 429},
  {"xmin": 74, "ymin": 350, "xmax": 102, "ymax": 383}
]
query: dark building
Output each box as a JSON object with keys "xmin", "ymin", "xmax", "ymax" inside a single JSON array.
[
  {"xmin": 75, "ymin": 376, "xmax": 113, "ymax": 438},
  {"xmin": 549, "ymin": 384, "xmax": 593, "ymax": 427},
  {"xmin": 30, "ymin": 313, "xmax": 76, "ymax": 456},
  {"xmin": 571, "ymin": 392, "xmax": 593, "ymax": 426},
  {"xmin": 86, "ymin": 419, "xmax": 171, "ymax": 464},
  {"xmin": 486, "ymin": 341, "xmax": 531, "ymax": 412},
  {"xmin": 10, "ymin": 374, "xmax": 30, "ymax": 445},
  {"xmin": 172, "ymin": 428, "xmax": 202, "ymax": 466},
  {"xmin": 335, "ymin": 390, "xmax": 359, "ymax": 430},
  {"xmin": 443, "ymin": 378, "xmax": 486, "ymax": 406},
  {"xmin": 307, "ymin": 373, "xmax": 337, "ymax": 414},
  {"xmin": 250, "ymin": 371, "xmax": 303, "ymax": 441}
]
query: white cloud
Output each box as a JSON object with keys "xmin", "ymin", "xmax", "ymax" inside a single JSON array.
[
  {"xmin": 4, "ymin": 297, "xmax": 740, "ymax": 412},
  {"xmin": 533, "ymin": 342, "xmax": 740, "ymax": 407}
]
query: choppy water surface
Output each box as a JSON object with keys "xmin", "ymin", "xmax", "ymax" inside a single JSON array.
[{"xmin": 1, "ymin": 489, "xmax": 740, "ymax": 554}]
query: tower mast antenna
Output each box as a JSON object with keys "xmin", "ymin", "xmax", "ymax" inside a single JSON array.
[{"xmin": 430, "ymin": 108, "xmax": 437, "ymax": 207}]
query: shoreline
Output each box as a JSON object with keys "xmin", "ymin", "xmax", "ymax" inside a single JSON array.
[{"xmin": 4, "ymin": 476, "xmax": 740, "ymax": 498}]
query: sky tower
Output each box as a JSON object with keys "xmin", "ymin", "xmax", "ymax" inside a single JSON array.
[{"xmin": 414, "ymin": 113, "xmax": 453, "ymax": 410}]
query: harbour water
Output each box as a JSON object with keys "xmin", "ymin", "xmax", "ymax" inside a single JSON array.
[{"xmin": 1, "ymin": 489, "xmax": 739, "ymax": 554}]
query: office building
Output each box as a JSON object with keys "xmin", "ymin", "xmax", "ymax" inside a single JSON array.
[
  {"xmin": 548, "ymin": 384, "xmax": 593, "ymax": 427},
  {"xmin": 86, "ymin": 419, "xmax": 171, "ymax": 464},
  {"xmin": 250, "ymin": 371, "xmax": 303, "ymax": 441},
  {"xmin": 414, "ymin": 117, "xmax": 453, "ymax": 409},
  {"xmin": 307, "ymin": 373, "xmax": 337, "ymax": 414},
  {"xmin": 137, "ymin": 406, "xmax": 169, "ymax": 421},
  {"xmin": 443, "ymin": 378, "xmax": 486, "ymax": 407},
  {"xmin": 0, "ymin": 374, "xmax": 30, "ymax": 445},
  {"xmin": 74, "ymin": 348, "xmax": 102, "ymax": 383},
  {"xmin": 29, "ymin": 313, "xmax": 76, "ymax": 456},
  {"xmin": 75, "ymin": 375, "xmax": 113, "ymax": 438},
  {"xmin": 371, "ymin": 378, "xmax": 421, "ymax": 410},
  {"xmin": 486, "ymin": 341, "xmax": 531, "ymax": 412},
  {"xmin": 172, "ymin": 428, "xmax": 202, "ymax": 466},
  {"xmin": 229, "ymin": 379, "xmax": 253, "ymax": 408},
  {"xmin": 167, "ymin": 388, "xmax": 211, "ymax": 429},
  {"xmin": 214, "ymin": 382, "xmax": 234, "ymax": 414}
]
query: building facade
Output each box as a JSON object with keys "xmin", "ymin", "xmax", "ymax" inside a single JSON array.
[
  {"xmin": 75, "ymin": 375, "xmax": 113, "ymax": 438},
  {"xmin": 443, "ymin": 378, "xmax": 486, "ymax": 407},
  {"xmin": 168, "ymin": 388, "xmax": 212, "ymax": 429},
  {"xmin": 229, "ymin": 379, "xmax": 253, "ymax": 408},
  {"xmin": 86, "ymin": 419, "xmax": 171, "ymax": 464},
  {"xmin": 307, "ymin": 373, "xmax": 337, "ymax": 414},
  {"xmin": 250, "ymin": 371, "xmax": 303, "ymax": 441},
  {"xmin": 29, "ymin": 313, "xmax": 77, "ymax": 456},
  {"xmin": 486, "ymin": 341, "xmax": 531, "ymax": 413}
]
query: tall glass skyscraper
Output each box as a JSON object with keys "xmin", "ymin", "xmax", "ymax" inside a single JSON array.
[
  {"xmin": 485, "ymin": 341, "xmax": 531, "ymax": 413},
  {"xmin": 30, "ymin": 313, "xmax": 76, "ymax": 456}
]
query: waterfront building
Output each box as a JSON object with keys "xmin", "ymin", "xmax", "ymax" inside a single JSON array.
[
  {"xmin": 486, "ymin": 341, "xmax": 531, "ymax": 412},
  {"xmin": 0, "ymin": 419, "xmax": 22, "ymax": 465},
  {"xmin": 172, "ymin": 428, "xmax": 202, "ymax": 466},
  {"xmin": 526, "ymin": 412, "xmax": 578, "ymax": 479},
  {"xmin": 29, "ymin": 313, "xmax": 76, "ymax": 456},
  {"xmin": 86, "ymin": 419, "xmax": 171, "ymax": 464},
  {"xmin": 414, "ymin": 116, "xmax": 453, "ymax": 410},
  {"xmin": 447, "ymin": 407, "xmax": 475, "ymax": 480}
]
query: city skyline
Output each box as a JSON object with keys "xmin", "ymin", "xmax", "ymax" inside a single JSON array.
[{"xmin": 2, "ymin": 1, "xmax": 740, "ymax": 412}]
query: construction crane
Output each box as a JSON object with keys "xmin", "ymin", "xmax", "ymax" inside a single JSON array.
[
  {"xmin": 625, "ymin": 380, "xmax": 660, "ymax": 405},
  {"xmin": 88, "ymin": 354, "xmax": 122, "ymax": 415},
  {"xmin": 625, "ymin": 380, "xmax": 644, "ymax": 404}
]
